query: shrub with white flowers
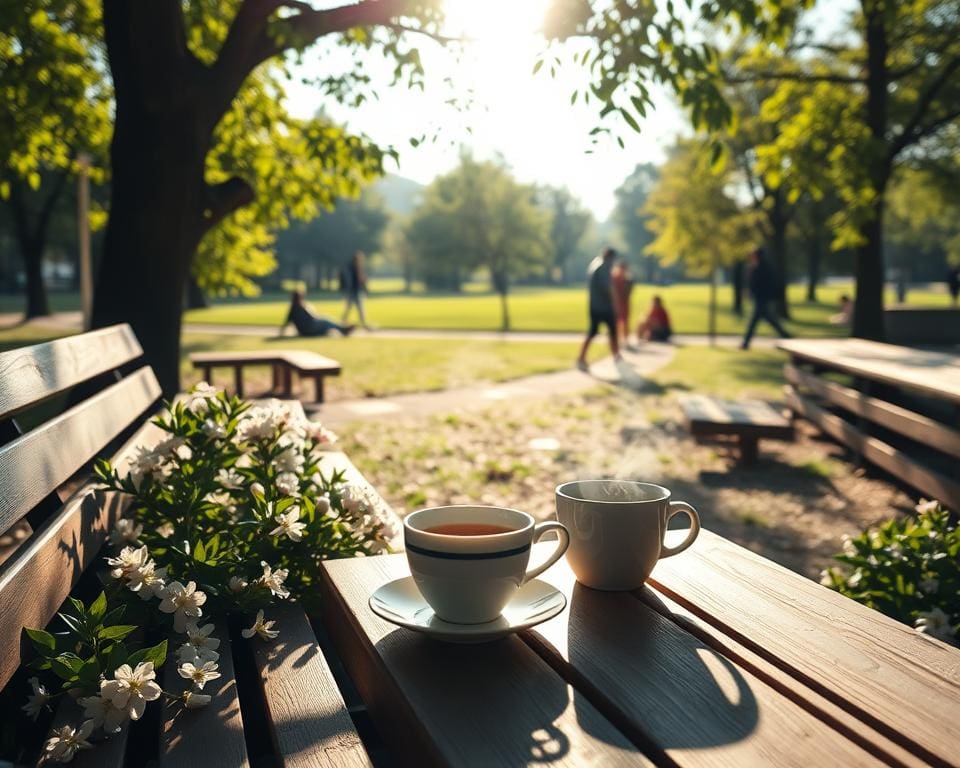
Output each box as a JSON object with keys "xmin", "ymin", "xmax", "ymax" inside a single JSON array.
[
  {"xmin": 820, "ymin": 499, "xmax": 959, "ymax": 646},
  {"xmin": 21, "ymin": 384, "xmax": 398, "ymax": 761}
]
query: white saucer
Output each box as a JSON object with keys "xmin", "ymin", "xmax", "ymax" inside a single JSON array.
[{"xmin": 369, "ymin": 577, "xmax": 566, "ymax": 643}]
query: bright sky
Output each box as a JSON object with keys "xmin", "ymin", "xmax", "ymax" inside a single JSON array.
[{"xmin": 285, "ymin": 0, "xmax": 684, "ymax": 221}]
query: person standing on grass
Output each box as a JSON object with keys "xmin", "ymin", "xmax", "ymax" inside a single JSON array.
[
  {"xmin": 611, "ymin": 259, "xmax": 634, "ymax": 347},
  {"xmin": 741, "ymin": 247, "xmax": 791, "ymax": 349},
  {"xmin": 576, "ymin": 247, "xmax": 620, "ymax": 372},
  {"xmin": 341, "ymin": 250, "xmax": 371, "ymax": 329}
]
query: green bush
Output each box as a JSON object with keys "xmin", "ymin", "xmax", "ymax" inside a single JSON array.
[{"xmin": 820, "ymin": 500, "xmax": 959, "ymax": 646}]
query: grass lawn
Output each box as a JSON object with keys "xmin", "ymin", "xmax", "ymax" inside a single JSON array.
[
  {"xmin": 181, "ymin": 281, "xmax": 951, "ymax": 336},
  {"xmin": 649, "ymin": 346, "xmax": 789, "ymax": 399}
]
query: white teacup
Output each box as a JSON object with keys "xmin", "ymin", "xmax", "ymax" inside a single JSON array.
[
  {"xmin": 404, "ymin": 505, "xmax": 570, "ymax": 624},
  {"xmin": 555, "ymin": 480, "xmax": 701, "ymax": 591}
]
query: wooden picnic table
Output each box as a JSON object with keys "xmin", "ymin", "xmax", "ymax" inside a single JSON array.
[{"xmin": 319, "ymin": 533, "xmax": 960, "ymax": 767}]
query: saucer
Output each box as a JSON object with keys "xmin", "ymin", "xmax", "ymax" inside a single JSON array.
[{"xmin": 369, "ymin": 577, "xmax": 566, "ymax": 643}]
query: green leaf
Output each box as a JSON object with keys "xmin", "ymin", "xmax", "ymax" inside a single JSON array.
[
  {"xmin": 57, "ymin": 611, "xmax": 84, "ymax": 635},
  {"xmin": 103, "ymin": 643, "xmax": 128, "ymax": 674},
  {"xmin": 89, "ymin": 592, "xmax": 108, "ymax": 622},
  {"xmin": 127, "ymin": 640, "xmax": 167, "ymax": 670},
  {"xmin": 532, "ymin": 59, "xmax": 544, "ymax": 75},
  {"xmin": 50, "ymin": 653, "xmax": 84, "ymax": 680},
  {"xmin": 619, "ymin": 107, "xmax": 641, "ymax": 133},
  {"xmin": 98, "ymin": 625, "xmax": 138, "ymax": 641},
  {"xmin": 101, "ymin": 606, "xmax": 126, "ymax": 627},
  {"xmin": 193, "ymin": 538, "xmax": 207, "ymax": 562},
  {"xmin": 24, "ymin": 628, "xmax": 57, "ymax": 655}
]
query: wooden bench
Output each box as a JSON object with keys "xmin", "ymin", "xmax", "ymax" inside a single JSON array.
[
  {"xmin": 0, "ymin": 325, "xmax": 394, "ymax": 767},
  {"xmin": 680, "ymin": 394, "xmax": 794, "ymax": 465},
  {"xmin": 780, "ymin": 338, "xmax": 960, "ymax": 510},
  {"xmin": 190, "ymin": 350, "xmax": 341, "ymax": 402}
]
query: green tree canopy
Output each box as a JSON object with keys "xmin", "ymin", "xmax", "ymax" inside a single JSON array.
[
  {"xmin": 612, "ymin": 162, "xmax": 658, "ymax": 281},
  {"xmin": 540, "ymin": 186, "xmax": 592, "ymax": 284}
]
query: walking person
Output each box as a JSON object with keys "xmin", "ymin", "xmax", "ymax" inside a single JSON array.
[
  {"xmin": 576, "ymin": 247, "xmax": 620, "ymax": 372},
  {"xmin": 741, "ymin": 248, "xmax": 791, "ymax": 349},
  {"xmin": 611, "ymin": 259, "xmax": 634, "ymax": 347},
  {"xmin": 341, "ymin": 250, "xmax": 371, "ymax": 329}
]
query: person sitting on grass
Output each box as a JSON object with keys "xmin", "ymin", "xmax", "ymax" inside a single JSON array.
[
  {"xmin": 637, "ymin": 295, "xmax": 672, "ymax": 342},
  {"xmin": 280, "ymin": 291, "xmax": 355, "ymax": 337}
]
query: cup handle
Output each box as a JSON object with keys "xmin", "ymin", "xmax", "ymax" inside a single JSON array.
[
  {"xmin": 522, "ymin": 522, "xmax": 570, "ymax": 585},
  {"xmin": 660, "ymin": 501, "xmax": 701, "ymax": 558}
]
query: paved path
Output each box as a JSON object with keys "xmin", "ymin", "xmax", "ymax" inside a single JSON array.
[{"xmin": 309, "ymin": 344, "xmax": 678, "ymax": 426}]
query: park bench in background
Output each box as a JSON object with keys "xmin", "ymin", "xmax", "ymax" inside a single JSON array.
[
  {"xmin": 190, "ymin": 349, "xmax": 341, "ymax": 402},
  {"xmin": 0, "ymin": 326, "xmax": 393, "ymax": 767},
  {"xmin": 781, "ymin": 338, "xmax": 960, "ymax": 511},
  {"xmin": 679, "ymin": 394, "xmax": 794, "ymax": 466}
]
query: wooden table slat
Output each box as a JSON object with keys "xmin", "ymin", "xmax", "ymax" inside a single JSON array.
[
  {"xmin": 320, "ymin": 555, "xmax": 650, "ymax": 768},
  {"xmin": 253, "ymin": 602, "xmax": 372, "ymax": 768},
  {"xmin": 650, "ymin": 529, "xmax": 960, "ymax": 767},
  {"xmin": 37, "ymin": 696, "xmax": 128, "ymax": 767},
  {"xmin": 522, "ymin": 549, "xmax": 889, "ymax": 768}
]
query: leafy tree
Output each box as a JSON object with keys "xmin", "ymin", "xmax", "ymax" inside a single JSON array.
[
  {"xmin": 405, "ymin": 155, "xmax": 550, "ymax": 329},
  {"xmin": 275, "ymin": 190, "xmax": 389, "ymax": 289},
  {"xmin": 644, "ymin": 139, "xmax": 762, "ymax": 342},
  {"xmin": 0, "ymin": 0, "xmax": 110, "ymax": 317},
  {"xmin": 90, "ymin": 0, "xmax": 443, "ymax": 394},
  {"xmin": 540, "ymin": 186, "xmax": 592, "ymax": 284},
  {"xmin": 612, "ymin": 163, "xmax": 658, "ymax": 282}
]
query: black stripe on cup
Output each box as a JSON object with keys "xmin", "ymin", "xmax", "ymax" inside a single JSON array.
[{"xmin": 405, "ymin": 542, "xmax": 531, "ymax": 560}]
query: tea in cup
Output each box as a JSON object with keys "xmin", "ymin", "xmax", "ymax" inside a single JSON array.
[{"xmin": 404, "ymin": 505, "xmax": 570, "ymax": 624}]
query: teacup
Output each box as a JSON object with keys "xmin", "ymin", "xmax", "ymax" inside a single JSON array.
[
  {"xmin": 555, "ymin": 480, "xmax": 700, "ymax": 591},
  {"xmin": 404, "ymin": 505, "xmax": 570, "ymax": 624}
]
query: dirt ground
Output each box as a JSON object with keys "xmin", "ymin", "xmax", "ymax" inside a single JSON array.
[{"xmin": 339, "ymin": 385, "xmax": 917, "ymax": 581}]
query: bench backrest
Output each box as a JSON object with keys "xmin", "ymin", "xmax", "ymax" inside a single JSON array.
[{"xmin": 0, "ymin": 325, "xmax": 161, "ymax": 689}]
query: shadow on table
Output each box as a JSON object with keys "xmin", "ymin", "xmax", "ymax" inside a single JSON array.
[{"xmin": 563, "ymin": 583, "xmax": 758, "ymax": 755}]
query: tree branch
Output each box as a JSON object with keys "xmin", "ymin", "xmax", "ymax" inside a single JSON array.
[
  {"xmin": 723, "ymin": 69, "xmax": 865, "ymax": 85},
  {"xmin": 890, "ymin": 54, "xmax": 960, "ymax": 159},
  {"xmin": 201, "ymin": 177, "xmax": 255, "ymax": 232}
]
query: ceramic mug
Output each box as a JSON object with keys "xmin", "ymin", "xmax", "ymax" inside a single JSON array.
[
  {"xmin": 404, "ymin": 505, "xmax": 570, "ymax": 624},
  {"xmin": 555, "ymin": 480, "xmax": 700, "ymax": 591}
]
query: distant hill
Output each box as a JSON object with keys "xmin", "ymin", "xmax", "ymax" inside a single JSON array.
[{"xmin": 374, "ymin": 175, "xmax": 424, "ymax": 217}]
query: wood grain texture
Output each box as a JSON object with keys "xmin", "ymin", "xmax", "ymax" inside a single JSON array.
[
  {"xmin": 36, "ymin": 696, "xmax": 128, "ymax": 767},
  {"xmin": 649, "ymin": 529, "xmax": 960, "ymax": 767},
  {"xmin": 784, "ymin": 363, "xmax": 960, "ymax": 458},
  {"xmin": 320, "ymin": 554, "xmax": 648, "ymax": 768},
  {"xmin": 160, "ymin": 622, "xmax": 250, "ymax": 768},
  {"xmin": 0, "ymin": 366, "xmax": 161, "ymax": 534},
  {"xmin": 0, "ymin": 324, "xmax": 142, "ymax": 420},
  {"xmin": 283, "ymin": 352, "xmax": 341, "ymax": 375},
  {"xmin": 681, "ymin": 395, "xmax": 794, "ymax": 439},
  {"xmin": 522, "ymin": 549, "xmax": 885, "ymax": 768},
  {"xmin": 778, "ymin": 339, "xmax": 960, "ymax": 405},
  {"xmin": 252, "ymin": 602, "xmax": 371, "ymax": 768},
  {"xmin": 0, "ymin": 419, "xmax": 164, "ymax": 690},
  {"xmin": 785, "ymin": 387, "xmax": 960, "ymax": 511}
]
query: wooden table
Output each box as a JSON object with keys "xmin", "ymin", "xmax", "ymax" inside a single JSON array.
[
  {"xmin": 190, "ymin": 349, "xmax": 341, "ymax": 401},
  {"xmin": 680, "ymin": 394, "xmax": 794, "ymax": 465},
  {"xmin": 319, "ymin": 532, "xmax": 960, "ymax": 767},
  {"xmin": 779, "ymin": 339, "xmax": 960, "ymax": 509}
]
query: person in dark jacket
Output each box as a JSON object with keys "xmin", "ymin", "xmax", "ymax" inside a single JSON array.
[
  {"xmin": 741, "ymin": 248, "xmax": 791, "ymax": 349},
  {"xmin": 281, "ymin": 291, "xmax": 354, "ymax": 337},
  {"xmin": 576, "ymin": 247, "xmax": 621, "ymax": 371},
  {"xmin": 341, "ymin": 251, "xmax": 371, "ymax": 329}
]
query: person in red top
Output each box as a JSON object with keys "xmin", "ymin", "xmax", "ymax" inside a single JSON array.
[
  {"xmin": 610, "ymin": 260, "xmax": 633, "ymax": 345},
  {"xmin": 637, "ymin": 295, "xmax": 672, "ymax": 342}
]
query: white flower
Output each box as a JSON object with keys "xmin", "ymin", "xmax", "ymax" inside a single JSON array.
[
  {"xmin": 919, "ymin": 577, "xmax": 940, "ymax": 594},
  {"xmin": 241, "ymin": 609, "xmax": 279, "ymax": 641},
  {"xmin": 202, "ymin": 419, "xmax": 227, "ymax": 439},
  {"xmin": 155, "ymin": 436, "xmax": 191, "ymax": 461},
  {"xmin": 107, "ymin": 545, "xmax": 150, "ymax": 580},
  {"xmin": 276, "ymin": 472, "xmax": 300, "ymax": 497},
  {"xmin": 259, "ymin": 561, "xmax": 289, "ymax": 599},
  {"xmin": 914, "ymin": 608, "xmax": 957, "ymax": 643},
  {"xmin": 250, "ymin": 482, "xmax": 266, "ymax": 500},
  {"xmin": 44, "ymin": 721, "xmax": 94, "ymax": 763},
  {"xmin": 840, "ymin": 535, "xmax": 856, "ymax": 557},
  {"xmin": 178, "ymin": 643, "xmax": 220, "ymax": 666},
  {"xmin": 129, "ymin": 447, "xmax": 168, "ymax": 488},
  {"xmin": 182, "ymin": 622, "xmax": 220, "ymax": 659},
  {"xmin": 217, "ymin": 468, "xmax": 245, "ymax": 490},
  {"xmin": 178, "ymin": 660, "xmax": 221, "ymax": 691},
  {"xmin": 274, "ymin": 444, "xmax": 305, "ymax": 474},
  {"xmin": 300, "ymin": 420, "xmax": 338, "ymax": 445},
  {"xmin": 126, "ymin": 560, "xmax": 167, "ymax": 600},
  {"xmin": 204, "ymin": 490, "xmax": 233, "ymax": 507},
  {"xmin": 158, "ymin": 581, "xmax": 207, "ymax": 632},
  {"xmin": 228, "ymin": 575, "xmax": 248, "ymax": 593},
  {"xmin": 100, "ymin": 662, "xmax": 162, "ymax": 721},
  {"xmin": 237, "ymin": 404, "xmax": 287, "ymax": 442},
  {"xmin": 22, "ymin": 677, "xmax": 50, "ymax": 720},
  {"xmin": 155, "ymin": 522, "xmax": 176, "ymax": 539},
  {"xmin": 316, "ymin": 493, "xmax": 331, "ymax": 515},
  {"xmin": 182, "ymin": 690, "xmax": 212, "ymax": 708},
  {"xmin": 78, "ymin": 694, "xmax": 128, "ymax": 734},
  {"xmin": 269, "ymin": 506, "xmax": 306, "ymax": 542},
  {"xmin": 915, "ymin": 499, "xmax": 939, "ymax": 516},
  {"xmin": 818, "ymin": 569, "xmax": 833, "ymax": 587},
  {"xmin": 340, "ymin": 485, "xmax": 369, "ymax": 514},
  {"xmin": 184, "ymin": 381, "xmax": 220, "ymax": 414},
  {"xmin": 110, "ymin": 518, "xmax": 143, "ymax": 547}
]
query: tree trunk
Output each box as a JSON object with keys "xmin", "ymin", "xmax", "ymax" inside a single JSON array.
[
  {"xmin": 708, "ymin": 261, "xmax": 717, "ymax": 347},
  {"xmin": 852, "ymin": 198, "xmax": 886, "ymax": 340},
  {"xmin": 22, "ymin": 239, "xmax": 49, "ymax": 318},
  {"xmin": 805, "ymin": 236, "xmax": 821, "ymax": 303},
  {"xmin": 768, "ymin": 194, "xmax": 790, "ymax": 319},
  {"xmin": 185, "ymin": 275, "xmax": 208, "ymax": 309},
  {"xmin": 731, "ymin": 260, "xmax": 744, "ymax": 316}
]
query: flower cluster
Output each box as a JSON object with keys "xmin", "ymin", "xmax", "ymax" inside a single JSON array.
[
  {"xmin": 24, "ymin": 384, "xmax": 397, "ymax": 762},
  {"xmin": 820, "ymin": 499, "xmax": 959, "ymax": 646}
]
